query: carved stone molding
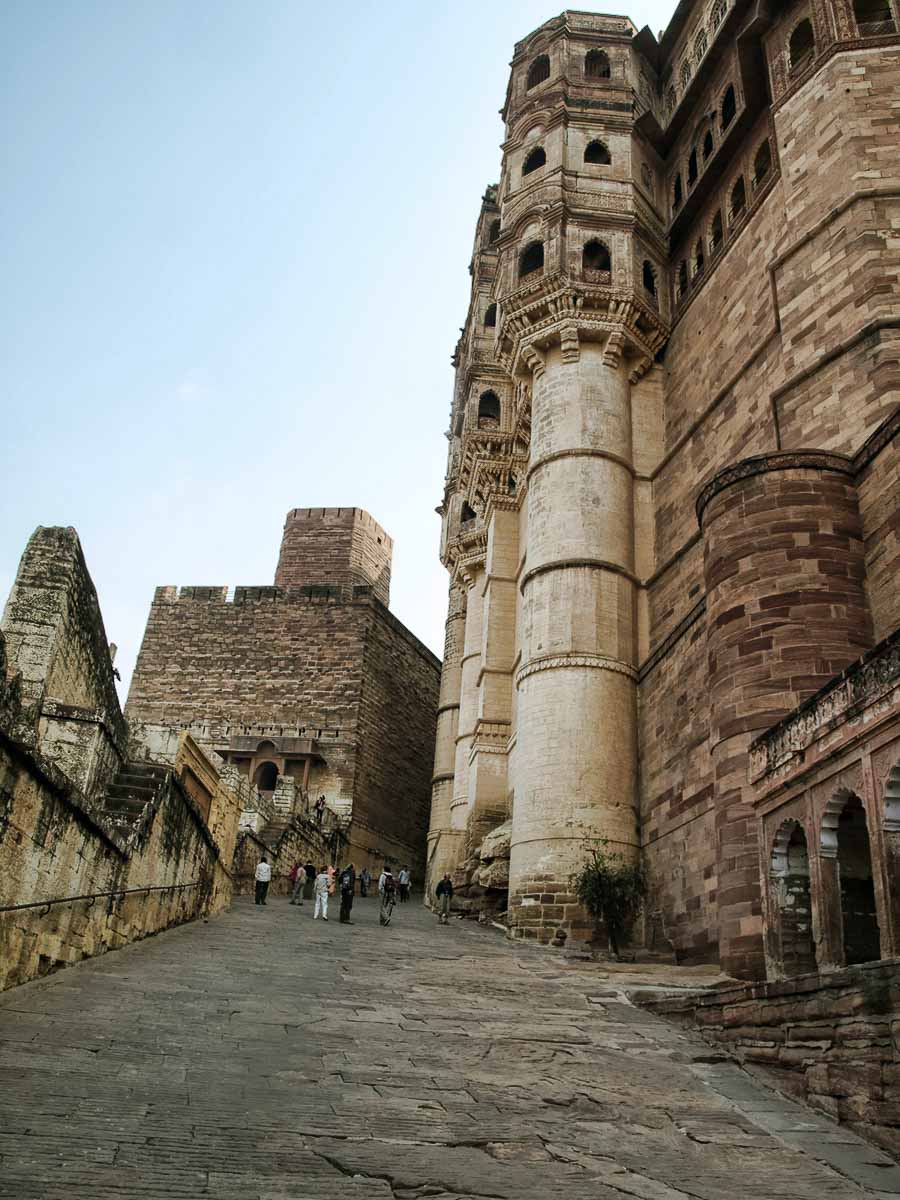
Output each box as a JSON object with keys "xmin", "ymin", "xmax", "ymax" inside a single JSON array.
[
  {"xmin": 695, "ymin": 450, "xmax": 854, "ymax": 528},
  {"xmin": 515, "ymin": 652, "xmax": 637, "ymax": 688}
]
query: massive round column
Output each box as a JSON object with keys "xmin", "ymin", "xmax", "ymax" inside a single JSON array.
[
  {"xmin": 426, "ymin": 583, "xmax": 466, "ymax": 895},
  {"xmin": 508, "ymin": 336, "xmax": 640, "ymax": 943},
  {"xmin": 700, "ymin": 453, "xmax": 873, "ymax": 978},
  {"xmin": 450, "ymin": 567, "xmax": 485, "ymax": 844}
]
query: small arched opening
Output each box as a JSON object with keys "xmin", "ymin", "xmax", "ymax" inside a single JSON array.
[
  {"xmin": 694, "ymin": 238, "xmax": 705, "ymax": 277},
  {"xmin": 695, "ymin": 30, "xmax": 708, "ymax": 59},
  {"xmin": 688, "ymin": 148, "xmax": 698, "ymax": 186},
  {"xmin": 584, "ymin": 139, "xmax": 611, "ymax": 165},
  {"xmin": 721, "ymin": 84, "xmax": 736, "ymax": 129},
  {"xmin": 484, "ymin": 303, "xmax": 497, "ymax": 328},
  {"xmin": 702, "ymin": 129, "xmax": 714, "ymax": 160},
  {"xmin": 519, "ymin": 241, "xmax": 544, "ymax": 278},
  {"xmin": 730, "ymin": 175, "xmax": 746, "ymax": 221},
  {"xmin": 789, "ymin": 20, "xmax": 815, "ymax": 72},
  {"xmin": 854, "ymin": 0, "xmax": 896, "ymax": 33},
  {"xmin": 526, "ymin": 54, "xmax": 550, "ymax": 89},
  {"xmin": 771, "ymin": 821, "xmax": 817, "ymax": 977},
  {"xmin": 710, "ymin": 209, "xmax": 724, "ymax": 252},
  {"xmin": 487, "ymin": 218, "xmax": 501, "ymax": 244},
  {"xmin": 673, "ymin": 172, "xmax": 683, "ymax": 210},
  {"xmin": 642, "ymin": 260, "xmax": 656, "ymax": 296},
  {"xmin": 753, "ymin": 139, "xmax": 772, "ymax": 187},
  {"xmin": 582, "ymin": 239, "xmax": 611, "ymax": 275},
  {"xmin": 666, "ymin": 86, "xmax": 677, "ymax": 114},
  {"xmin": 823, "ymin": 790, "xmax": 881, "ymax": 965},
  {"xmin": 523, "ymin": 146, "xmax": 546, "ymax": 176},
  {"xmin": 460, "ymin": 501, "xmax": 477, "ymax": 523},
  {"xmin": 585, "ymin": 49, "xmax": 611, "ymax": 78},
  {"xmin": 711, "ymin": 0, "xmax": 727, "ymax": 30},
  {"xmin": 680, "ymin": 59, "xmax": 692, "ymax": 87},
  {"xmin": 677, "ymin": 260, "xmax": 689, "ymax": 297},
  {"xmin": 477, "ymin": 390, "xmax": 501, "ymax": 428},
  {"xmin": 254, "ymin": 762, "xmax": 278, "ymax": 793}
]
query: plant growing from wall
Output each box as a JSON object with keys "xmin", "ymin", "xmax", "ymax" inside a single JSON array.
[{"xmin": 572, "ymin": 839, "xmax": 647, "ymax": 957}]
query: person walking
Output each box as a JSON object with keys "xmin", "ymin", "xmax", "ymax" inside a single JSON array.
[
  {"xmin": 359, "ymin": 867, "xmax": 371, "ymax": 898},
  {"xmin": 313, "ymin": 866, "xmax": 330, "ymax": 921},
  {"xmin": 314, "ymin": 795, "xmax": 326, "ymax": 825},
  {"xmin": 378, "ymin": 866, "xmax": 396, "ymax": 926},
  {"xmin": 303, "ymin": 862, "xmax": 316, "ymax": 901},
  {"xmin": 398, "ymin": 866, "xmax": 411, "ymax": 903},
  {"xmin": 289, "ymin": 862, "xmax": 304, "ymax": 905},
  {"xmin": 254, "ymin": 857, "xmax": 272, "ymax": 906},
  {"xmin": 435, "ymin": 873, "xmax": 453, "ymax": 924},
  {"xmin": 339, "ymin": 863, "xmax": 356, "ymax": 924}
]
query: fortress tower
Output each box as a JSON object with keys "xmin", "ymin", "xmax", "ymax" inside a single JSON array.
[{"xmin": 428, "ymin": 4, "xmax": 900, "ymax": 978}]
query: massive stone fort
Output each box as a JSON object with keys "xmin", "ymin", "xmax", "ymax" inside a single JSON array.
[{"xmin": 427, "ymin": 1, "xmax": 900, "ymax": 981}]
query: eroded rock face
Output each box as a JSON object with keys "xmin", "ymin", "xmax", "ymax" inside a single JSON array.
[
  {"xmin": 474, "ymin": 858, "xmax": 509, "ymax": 890},
  {"xmin": 479, "ymin": 819, "xmax": 512, "ymax": 863}
]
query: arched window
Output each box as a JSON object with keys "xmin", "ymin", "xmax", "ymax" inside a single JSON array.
[
  {"xmin": 680, "ymin": 60, "xmax": 692, "ymax": 88},
  {"xmin": 854, "ymin": 0, "xmax": 896, "ymax": 33},
  {"xmin": 585, "ymin": 49, "xmax": 611, "ymax": 78},
  {"xmin": 721, "ymin": 84, "xmax": 736, "ymax": 129},
  {"xmin": 789, "ymin": 20, "xmax": 815, "ymax": 72},
  {"xmin": 695, "ymin": 30, "xmax": 708, "ymax": 59},
  {"xmin": 478, "ymin": 390, "xmax": 501, "ymax": 428},
  {"xmin": 488, "ymin": 219, "xmax": 501, "ymax": 244},
  {"xmin": 710, "ymin": 209, "xmax": 724, "ymax": 251},
  {"xmin": 822, "ymin": 792, "xmax": 881, "ymax": 965},
  {"xmin": 688, "ymin": 148, "xmax": 698, "ymax": 186},
  {"xmin": 584, "ymin": 139, "xmax": 611, "ymax": 165},
  {"xmin": 730, "ymin": 176, "xmax": 746, "ymax": 220},
  {"xmin": 519, "ymin": 241, "xmax": 544, "ymax": 277},
  {"xmin": 753, "ymin": 139, "xmax": 772, "ymax": 187},
  {"xmin": 523, "ymin": 146, "xmax": 547, "ymax": 176},
  {"xmin": 694, "ymin": 238, "xmax": 705, "ymax": 276},
  {"xmin": 673, "ymin": 173, "xmax": 683, "ymax": 210},
  {"xmin": 461, "ymin": 501, "xmax": 477, "ymax": 523},
  {"xmin": 666, "ymin": 86, "xmax": 677, "ymax": 114},
  {"xmin": 484, "ymin": 303, "xmax": 497, "ymax": 328},
  {"xmin": 526, "ymin": 54, "xmax": 550, "ymax": 89},
  {"xmin": 677, "ymin": 260, "xmax": 689, "ymax": 297},
  {"xmin": 703, "ymin": 129, "xmax": 714, "ymax": 160},
  {"xmin": 770, "ymin": 822, "xmax": 817, "ymax": 977},
  {"xmin": 642, "ymin": 260, "xmax": 657, "ymax": 296},
  {"xmin": 582, "ymin": 239, "xmax": 611, "ymax": 274},
  {"xmin": 254, "ymin": 762, "xmax": 278, "ymax": 792},
  {"xmin": 711, "ymin": 0, "xmax": 727, "ymax": 29}
]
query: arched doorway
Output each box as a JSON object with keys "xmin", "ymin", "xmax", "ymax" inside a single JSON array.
[
  {"xmin": 254, "ymin": 761, "xmax": 278, "ymax": 793},
  {"xmin": 771, "ymin": 821, "xmax": 816, "ymax": 976},
  {"xmin": 823, "ymin": 791, "xmax": 881, "ymax": 964}
]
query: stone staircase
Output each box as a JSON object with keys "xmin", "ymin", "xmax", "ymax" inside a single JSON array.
[{"xmin": 102, "ymin": 762, "xmax": 169, "ymax": 832}]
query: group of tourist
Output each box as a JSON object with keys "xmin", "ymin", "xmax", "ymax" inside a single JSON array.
[{"xmin": 253, "ymin": 857, "xmax": 454, "ymax": 926}]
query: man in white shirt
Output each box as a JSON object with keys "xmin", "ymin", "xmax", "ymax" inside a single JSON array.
[
  {"xmin": 398, "ymin": 866, "xmax": 411, "ymax": 903},
  {"xmin": 254, "ymin": 857, "xmax": 272, "ymax": 906},
  {"xmin": 313, "ymin": 866, "xmax": 330, "ymax": 921}
]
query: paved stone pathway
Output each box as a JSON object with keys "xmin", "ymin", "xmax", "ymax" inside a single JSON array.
[{"xmin": 2, "ymin": 895, "xmax": 899, "ymax": 1199}]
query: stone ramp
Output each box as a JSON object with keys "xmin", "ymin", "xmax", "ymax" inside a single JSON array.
[{"xmin": 0, "ymin": 898, "xmax": 897, "ymax": 1199}]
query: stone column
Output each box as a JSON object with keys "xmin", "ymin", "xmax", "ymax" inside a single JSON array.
[
  {"xmin": 425, "ymin": 583, "xmax": 466, "ymax": 894},
  {"xmin": 509, "ymin": 335, "xmax": 640, "ymax": 944},
  {"xmin": 466, "ymin": 506, "xmax": 518, "ymax": 853},
  {"xmin": 700, "ymin": 453, "xmax": 874, "ymax": 979},
  {"xmin": 450, "ymin": 566, "xmax": 485, "ymax": 851}
]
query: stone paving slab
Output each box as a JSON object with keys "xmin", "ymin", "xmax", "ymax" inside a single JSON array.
[{"xmin": 0, "ymin": 896, "xmax": 898, "ymax": 1198}]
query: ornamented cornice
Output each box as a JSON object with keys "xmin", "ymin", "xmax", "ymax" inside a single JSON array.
[
  {"xmin": 695, "ymin": 451, "xmax": 854, "ymax": 528},
  {"xmin": 516, "ymin": 652, "xmax": 637, "ymax": 688}
]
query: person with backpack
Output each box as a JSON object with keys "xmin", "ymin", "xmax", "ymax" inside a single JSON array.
[
  {"xmin": 435, "ymin": 873, "xmax": 453, "ymax": 925},
  {"xmin": 378, "ymin": 866, "xmax": 396, "ymax": 926},
  {"xmin": 338, "ymin": 863, "xmax": 356, "ymax": 924}
]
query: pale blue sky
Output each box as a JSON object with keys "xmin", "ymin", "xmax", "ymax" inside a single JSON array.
[{"xmin": 2, "ymin": 0, "xmax": 674, "ymax": 693}]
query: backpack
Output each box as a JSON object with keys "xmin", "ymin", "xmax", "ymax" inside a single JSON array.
[
  {"xmin": 340, "ymin": 869, "xmax": 353, "ymax": 891},
  {"xmin": 383, "ymin": 873, "xmax": 396, "ymax": 897}
]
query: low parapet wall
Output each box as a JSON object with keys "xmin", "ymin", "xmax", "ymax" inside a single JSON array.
[{"xmin": 638, "ymin": 960, "xmax": 900, "ymax": 1159}]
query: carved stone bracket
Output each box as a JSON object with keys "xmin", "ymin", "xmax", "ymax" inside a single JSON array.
[
  {"xmin": 602, "ymin": 329, "xmax": 626, "ymax": 369},
  {"xmin": 521, "ymin": 343, "xmax": 545, "ymax": 379},
  {"xmin": 560, "ymin": 323, "xmax": 580, "ymax": 363}
]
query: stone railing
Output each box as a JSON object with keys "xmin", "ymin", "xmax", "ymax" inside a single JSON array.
[{"xmin": 749, "ymin": 630, "xmax": 900, "ymax": 781}]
